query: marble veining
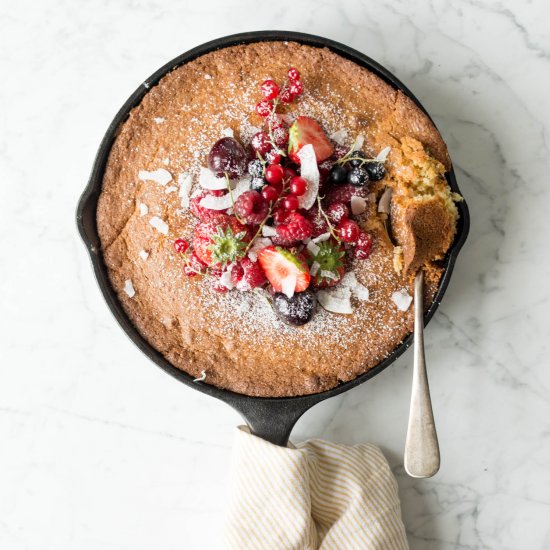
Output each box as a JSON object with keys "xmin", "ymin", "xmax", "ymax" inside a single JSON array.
[{"xmin": 1, "ymin": 0, "xmax": 549, "ymax": 548}]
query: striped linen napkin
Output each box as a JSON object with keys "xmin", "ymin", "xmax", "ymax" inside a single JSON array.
[{"xmin": 223, "ymin": 427, "xmax": 409, "ymax": 549}]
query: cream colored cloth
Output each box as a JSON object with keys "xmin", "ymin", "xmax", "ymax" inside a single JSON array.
[{"xmin": 223, "ymin": 427, "xmax": 409, "ymax": 549}]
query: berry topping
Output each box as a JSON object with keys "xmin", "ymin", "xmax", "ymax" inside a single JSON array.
[
  {"xmin": 231, "ymin": 258, "xmax": 267, "ymax": 290},
  {"xmin": 191, "ymin": 192, "xmax": 230, "ymax": 221},
  {"xmin": 307, "ymin": 239, "xmax": 346, "ymax": 288},
  {"xmin": 275, "ymin": 212, "xmax": 314, "ymax": 243},
  {"xmin": 174, "ymin": 239, "xmax": 189, "ymax": 253},
  {"xmin": 266, "ymin": 150, "xmax": 282, "ymax": 164},
  {"xmin": 234, "ymin": 190, "xmax": 269, "ymax": 225},
  {"xmin": 248, "ymin": 159, "xmax": 264, "ymax": 177},
  {"xmin": 256, "ymin": 99, "xmax": 274, "ymax": 117},
  {"xmin": 365, "ymin": 162, "xmax": 386, "ymax": 181},
  {"xmin": 192, "ymin": 217, "xmax": 249, "ymax": 267},
  {"xmin": 289, "ymin": 79, "xmax": 303, "ymax": 97},
  {"xmin": 288, "ymin": 116, "xmax": 334, "ymax": 164},
  {"xmin": 337, "ymin": 219, "xmax": 361, "ymax": 243},
  {"xmin": 305, "ymin": 205, "xmax": 330, "ymax": 238},
  {"xmin": 326, "ymin": 202, "xmax": 349, "ymax": 225},
  {"xmin": 347, "ymin": 167, "xmax": 369, "ymax": 187},
  {"xmin": 265, "ymin": 163, "xmax": 284, "ymax": 185},
  {"xmin": 273, "ymin": 127, "xmax": 289, "ymax": 148},
  {"xmin": 354, "ymin": 231, "xmax": 373, "ymax": 260},
  {"xmin": 260, "ymin": 79, "xmax": 279, "ymax": 100},
  {"xmin": 348, "ymin": 151, "xmax": 367, "ymax": 167},
  {"xmin": 283, "ymin": 166, "xmax": 298, "ymax": 180},
  {"xmin": 257, "ymin": 246, "xmax": 311, "ymax": 294},
  {"xmin": 273, "ymin": 290, "xmax": 317, "ymax": 326},
  {"xmin": 183, "ymin": 252, "xmax": 207, "ymax": 277},
  {"xmin": 251, "ymin": 132, "xmax": 272, "ymax": 155},
  {"xmin": 280, "ymin": 88, "xmax": 295, "ymax": 104},
  {"xmin": 250, "ymin": 177, "xmax": 266, "ymax": 191},
  {"xmin": 287, "ymin": 67, "xmax": 301, "ymax": 81},
  {"xmin": 208, "ymin": 137, "xmax": 247, "ymax": 178},
  {"xmin": 261, "ymin": 185, "xmax": 279, "ymax": 203},
  {"xmin": 324, "ymin": 183, "xmax": 369, "ymax": 206},
  {"xmin": 327, "ymin": 164, "xmax": 348, "ymax": 186},
  {"xmin": 282, "ymin": 195, "xmax": 299, "ymax": 212},
  {"xmin": 289, "ymin": 176, "xmax": 307, "ymax": 197},
  {"xmin": 272, "ymin": 206, "xmax": 290, "ymax": 225}
]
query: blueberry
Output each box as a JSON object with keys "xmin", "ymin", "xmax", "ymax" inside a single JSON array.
[
  {"xmin": 250, "ymin": 177, "xmax": 266, "ymax": 191},
  {"xmin": 327, "ymin": 164, "xmax": 348, "ymax": 186},
  {"xmin": 365, "ymin": 162, "xmax": 386, "ymax": 181},
  {"xmin": 347, "ymin": 167, "xmax": 369, "ymax": 187},
  {"xmin": 248, "ymin": 159, "xmax": 264, "ymax": 178},
  {"xmin": 348, "ymin": 151, "xmax": 366, "ymax": 167},
  {"xmin": 273, "ymin": 290, "xmax": 317, "ymax": 326}
]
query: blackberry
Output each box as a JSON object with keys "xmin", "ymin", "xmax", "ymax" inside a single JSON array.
[
  {"xmin": 365, "ymin": 162, "xmax": 386, "ymax": 181},
  {"xmin": 273, "ymin": 290, "xmax": 317, "ymax": 326},
  {"xmin": 327, "ymin": 164, "xmax": 348, "ymax": 186},
  {"xmin": 250, "ymin": 177, "xmax": 266, "ymax": 191},
  {"xmin": 248, "ymin": 159, "xmax": 264, "ymax": 178},
  {"xmin": 347, "ymin": 167, "xmax": 369, "ymax": 187}
]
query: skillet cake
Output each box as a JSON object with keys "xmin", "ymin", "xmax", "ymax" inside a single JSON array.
[{"xmin": 97, "ymin": 41, "xmax": 460, "ymax": 397}]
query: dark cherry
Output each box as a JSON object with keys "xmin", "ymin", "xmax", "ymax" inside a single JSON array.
[{"xmin": 208, "ymin": 137, "xmax": 247, "ymax": 179}]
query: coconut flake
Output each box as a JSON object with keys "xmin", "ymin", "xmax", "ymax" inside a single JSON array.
[
  {"xmin": 232, "ymin": 176, "xmax": 252, "ymax": 202},
  {"xmin": 178, "ymin": 173, "xmax": 193, "ymax": 209},
  {"xmin": 352, "ymin": 135, "xmax": 364, "ymax": 151},
  {"xmin": 317, "ymin": 286, "xmax": 353, "ymax": 314},
  {"xmin": 341, "ymin": 272, "xmax": 370, "ymax": 301},
  {"xmin": 221, "ymin": 127, "xmax": 234, "ymax": 137},
  {"xmin": 193, "ymin": 370, "xmax": 207, "ymax": 382},
  {"xmin": 281, "ymin": 274, "xmax": 297, "ymax": 298},
  {"xmin": 312, "ymin": 232, "xmax": 331, "ymax": 243},
  {"xmin": 219, "ymin": 265, "xmax": 235, "ymax": 290},
  {"xmin": 139, "ymin": 250, "xmax": 149, "ymax": 261},
  {"xmin": 296, "ymin": 144, "xmax": 319, "ymax": 210},
  {"xmin": 351, "ymin": 196, "xmax": 367, "ymax": 215},
  {"xmin": 199, "ymin": 193, "xmax": 232, "ymax": 211},
  {"xmin": 165, "ymin": 185, "xmax": 178, "ymax": 194},
  {"xmin": 376, "ymin": 146, "xmax": 391, "ymax": 161},
  {"xmin": 392, "ymin": 289, "xmax": 413, "ymax": 311},
  {"xmin": 261, "ymin": 225, "xmax": 277, "ymax": 237},
  {"xmin": 123, "ymin": 280, "xmax": 135, "ymax": 298},
  {"xmin": 138, "ymin": 168, "xmax": 172, "ymax": 186},
  {"xmin": 247, "ymin": 238, "xmax": 272, "ymax": 262},
  {"xmin": 310, "ymin": 261, "xmax": 320, "ymax": 276},
  {"xmin": 139, "ymin": 203, "xmax": 148, "ymax": 217},
  {"xmin": 199, "ymin": 167, "xmax": 229, "ymax": 190},
  {"xmin": 149, "ymin": 216, "xmax": 169, "ymax": 235},
  {"xmin": 204, "ymin": 74, "xmax": 212, "ymax": 80},
  {"xmin": 154, "ymin": 117, "xmax": 165, "ymax": 124},
  {"xmin": 378, "ymin": 187, "xmax": 392, "ymax": 214},
  {"xmin": 330, "ymin": 128, "xmax": 348, "ymax": 145},
  {"xmin": 306, "ymin": 241, "xmax": 320, "ymax": 256}
]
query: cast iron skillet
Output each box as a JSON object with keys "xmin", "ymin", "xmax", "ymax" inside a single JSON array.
[{"xmin": 76, "ymin": 30, "xmax": 469, "ymax": 446}]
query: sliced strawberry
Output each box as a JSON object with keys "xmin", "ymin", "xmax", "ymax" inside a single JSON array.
[
  {"xmin": 288, "ymin": 116, "xmax": 334, "ymax": 164},
  {"xmin": 257, "ymin": 246, "xmax": 311, "ymax": 293}
]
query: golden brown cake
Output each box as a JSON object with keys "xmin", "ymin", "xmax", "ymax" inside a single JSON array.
[{"xmin": 97, "ymin": 41, "xmax": 459, "ymax": 397}]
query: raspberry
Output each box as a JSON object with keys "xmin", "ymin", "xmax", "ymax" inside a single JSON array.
[
  {"xmin": 234, "ymin": 190, "xmax": 269, "ymax": 225},
  {"xmin": 280, "ymin": 88, "xmax": 295, "ymax": 104},
  {"xmin": 231, "ymin": 258, "xmax": 267, "ymax": 290},
  {"xmin": 354, "ymin": 231, "xmax": 372, "ymax": 260},
  {"xmin": 251, "ymin": 132, "xmax": 272, "ymax": 155},
  {"xmin": 337, "ymin": 219, "xmax": 360, "ymax": 243},
  {"xmin": 288, "ymin": 67, "xmax": 300, "ymax": 81},
  {"xmin": 256, "ymin": 100, "xmax": 273, "ymax": 117},
  {"xmin": 211, "ymin": 279, "xmax": 229, "ymax": 293},
  {"xmin": 283, "ymin": 195, "xmax": 299, "ymax": 211},
  {"xmin": 174, "ymin": 239, "xmax": 189, "ymax": 253},
  {"xmin": 265, "ymin": 163, "xmax": 284, "ymax": 185},
  {"xmin": 183, "ymin": 252, "xmax": 206, "ymax": 277},
  {"xmin": 304, "ymin": 206, "xmax": 329, "ymax": 237},
  {"xmin": 275, "ymin": 212, "xmax": 313, "ymax": 243},
  {"xmin": 289, "ymin": 176, "xmax": 307, "ymax": 197},
  {"xmin": 324, "ymin": 184, "xmax": 369, "ymax": 206},
  {"xmin": 326, "ymin": 202, "xmax": 349, "ymax": 225},
  {"xmin": 289, "ymin": 79, "xmax": 303, "ymax": 96},
  {"xmin": 261, "ymin": 185, "xmax": 279, "ymax": 203},
  {"xmin": 272, "ymin": 206, "xmax": 290, "ymax": 225},
  {"xmin": 273, "ymin": 127, "xmax": 289, "ymax": 148},
  {"xmin": 261, "ymin": 79, "xmax": 279, "ymax": 100},
  {"xmin": 190, "ymin": 192, "xmax": 229, "ymax": 221}
]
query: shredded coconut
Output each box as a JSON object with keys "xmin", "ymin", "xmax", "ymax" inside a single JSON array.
[
  {"xmin": 138, "ymin": 168, "xmax": 172, "ymax": 186},
  {"xmin": 149, "ymin": 216, "xmax": 169, "ymax": 235},
  {"xmin": 139, "ymin": 203, "xmax": 148, "ymax": 217},
  {"xmin": 123, "ymin": 280, "xmax": 135, "ymax": 298},
  {"xmin": 392, "ymin": 289, "xmax": 413, "ymax": 311},
  {"xmin": 139, "ymin": 250, "xmax": 149, "ymax": 261}
]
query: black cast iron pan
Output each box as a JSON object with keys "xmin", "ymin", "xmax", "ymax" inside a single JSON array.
[{"xmin": 76, "ymin": 30, "xmax": 470, "ymax": 446}]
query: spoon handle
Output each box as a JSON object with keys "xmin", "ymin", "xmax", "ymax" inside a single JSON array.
[{"xmin": 404, "ymin": 270, "xmax": 440, "ymax": 478}]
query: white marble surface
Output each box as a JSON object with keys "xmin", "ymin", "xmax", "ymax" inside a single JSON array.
[{"xmin": 1, "ymin": 0, "xmax": 549, "ymax": 548}]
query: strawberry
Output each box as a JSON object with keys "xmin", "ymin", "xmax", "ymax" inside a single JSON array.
[
  {"xmin": 257, "ymin": 246, "xmax": 311, "ymax": 293},
  {"xmin": 231, "ymin": 258, "xmax": 267, "ymax": 290},
  {"xmin": 307, "ymin": 240, "xmax": 346, "ymax": 288},
  {"xmin": 192, "ymin": 217, "xmax": 250, "ymax": 268},
  {"xmin": 287, "ymin": 116, "xmax": 334, "ymax": 164}
]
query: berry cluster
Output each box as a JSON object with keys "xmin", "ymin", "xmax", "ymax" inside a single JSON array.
[{"xmin": 173, "ymin": 68, "xmax": 386, "ymax": 326}]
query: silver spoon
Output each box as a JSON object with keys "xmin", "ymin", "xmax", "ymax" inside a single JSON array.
[{"xmin": 404, "ymin": 270, "xmax": 440, "ymax": 478}]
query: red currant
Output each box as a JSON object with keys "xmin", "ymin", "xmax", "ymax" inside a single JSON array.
[
  {"xmin": 260, "ymin": 79, "xmax": 279, "ymax": 100},
  {"xmin": 261, "ymin": 185, "xmax": 279, "ymax": 203},
  {"xmin": 288, "ymin": 67, "xmax": 300, "ymax": 81},
  {"xmin": 209, "ymin": 189, "xmax": 225, "ymax": 197},
  {"xmin": 283, "ymin": 166, "xmax": 297, "ymax": 181},
  {"xmin": 265, "ymin": 163, "xmax": 284, "ymax": 185},
  {"xmin": 283, "ymin": 195, "xmax": 299, "ymax": 211},
  {"xmin": 256, "ymin": 100, "xmax": 273, "ymax": 117},
  {"xmin": 355, "ymin": 231, "xmax": 372, "ymax": 260},
  {"xmin": 289, "ymin": 79, "xmax": 303, "ymax": 96},
  {"xmin": 272, "ymin": 206, "xmax": 290, "ymax": 224},
  {"xmin": 326, "ymin": 202, "xmax": 349, "ymax": 225},
  {"xmin": 280, "ymin": 88, "xmax": 295, "ymax": 104},
  {"xmin": 251, "ymin": 132, "xmax": 272, "ymax": 155},
  {"xmin": 265, "ymin": 150, "xmax": 282, "ymax": 165},
  {"xmin": 289, "ymin": 176, "xmax": 307, "ymax": 197},
  {"xmin": 337, "ymin": 219, "xmax": 360, "ymax": 243},
  {"xmin": 273, "ymin": 127, "xmax": 289, "ymax": 148},
  {"xmin": 174, "ymin": 239, "xmax": 189, "ymax": 253}
]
